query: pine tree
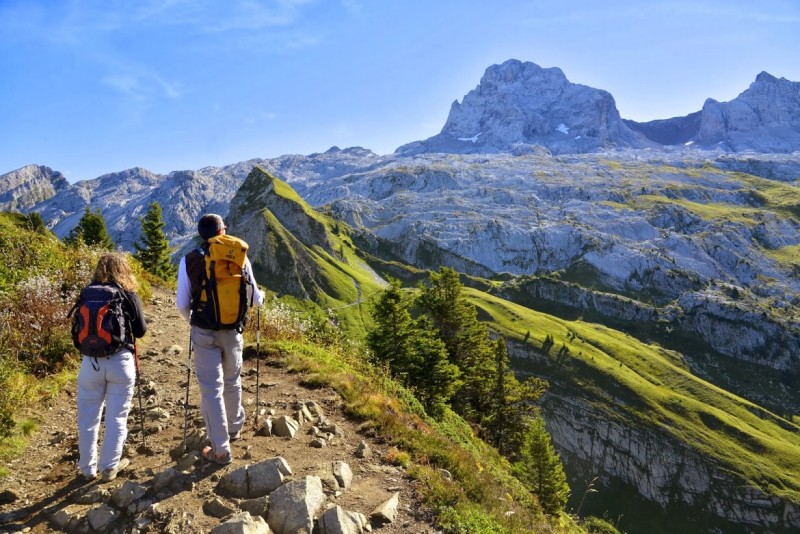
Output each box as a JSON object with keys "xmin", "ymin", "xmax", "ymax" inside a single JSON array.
[
  {"xmin": 367, "ymin": 278, "xmax": 414, "ymax": 372},
  {"xmin": 486, "ymin": 337, "xmax": 548, "ymax": 457},
  {"xmin": 513, "ymin": 416, "xmax": 570, "ymax": 515},
  {"xmin": 367, "ymin": 279, "xmax": 460, "ymax": 417},
  {"xmin": 416, "ymin": 267, "xmax": 495, "ymax": 422},
  {"xmin": 134, "ymin": 201, "xmax": 176, "ymax": 279},
  {"xmin": 66, "ymin": 207, "xmax": 114, "ymax": 249},
  {"xmin": 406, "ymin": 317, "xmax": 461, "ymax": 417}
]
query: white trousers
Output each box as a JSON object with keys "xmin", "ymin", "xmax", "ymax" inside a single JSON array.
[
  {"xmin": 77, "ymin": 349, "xmax": 136, "ymax": 476},
  {"xmin": 191, "ymin": 326, "xmax": 245, "ymax": 456}
]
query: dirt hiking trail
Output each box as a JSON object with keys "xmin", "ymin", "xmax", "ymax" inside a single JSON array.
[{"xmin": 0, "ymin": 287, "xmax": 437, "ymax": 533}]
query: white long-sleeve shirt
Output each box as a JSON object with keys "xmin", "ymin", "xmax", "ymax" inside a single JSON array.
[{"xmin": 176, "ymin": 255, "xmax": 264, "ymax": 323}]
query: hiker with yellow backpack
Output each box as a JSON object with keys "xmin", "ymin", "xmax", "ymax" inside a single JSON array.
[{"xmin": 176, "ymin": 214, "xmax": 264, "ymax": 465}]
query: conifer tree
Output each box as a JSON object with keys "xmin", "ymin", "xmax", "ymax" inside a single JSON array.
[
  {"xmin": 367, "ymin": 278, "xmax": 413, "ymax": 372},
  {"xmin": 406, "ymin": 316, "xmax": 461, "ymax": 417},
  {"xmin": 367, "ymin": 279, "xmax": 460, "ymax": 417},
  {"xmin": 487, "ymin": 337, "xmax": 548, "ymax": 457},
  {"xmin": 416, "ymin": 267, "xmax": 495, "ymax": 422},
  {"xmin": 66, "ymin": 207, "xmax": 114, "ymax": 249},
  {"xmin": 513, "ymin": 416, "xmax": 570, "ymax": 515},
  {"xmin": 134, "ymin": 201, "xmax": 176, "ymax": 279}
]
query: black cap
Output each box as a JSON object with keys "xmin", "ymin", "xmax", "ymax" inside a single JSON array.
[{"xmin": 198, "ymin": 214, "xmax": 225, "ymax": 240}]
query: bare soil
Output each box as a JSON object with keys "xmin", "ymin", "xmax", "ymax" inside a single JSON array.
[{"xmin": 0, "ymin": 286, "xmax": 437, "ymax": 533}]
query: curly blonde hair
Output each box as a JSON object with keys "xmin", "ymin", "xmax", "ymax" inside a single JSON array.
[{"xmin": 92, "ymin": 253, "xmax": 138, "ymax": 293}]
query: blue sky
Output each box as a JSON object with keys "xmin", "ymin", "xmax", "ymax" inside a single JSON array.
[{"xmin": 1, "ymin": 0, "xmax": 799, "ymax": 182}]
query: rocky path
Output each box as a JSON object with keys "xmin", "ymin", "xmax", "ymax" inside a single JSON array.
[{"xmin": 0, "ymin": 287, "xmax": 436, "ymax": 533}]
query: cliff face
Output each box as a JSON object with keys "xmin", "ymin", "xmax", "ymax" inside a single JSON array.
[
  {"xmin": 508, "ymin": 340, "xmax": 800, "ymax": 532},
  {"xmin": 545, "ymin": 391, "xmax": 800, "ymax": 531}
]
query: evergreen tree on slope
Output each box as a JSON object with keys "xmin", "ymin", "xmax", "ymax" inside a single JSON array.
[
  {"xmin": 513, "ymin": 416, "xmax": 570, "ymax": 515},
  {"xmin": 416, "ymin": 267, "xmax": 495, "ymax": 423},
  {"xmin": 134, "ymin": 201, "xmax": 176, "ymax": 279},
  {"xmin": 367, "ymin": 279, "xmax": 460, "ymax": 416},
  {"xmin": 488, "ymin": 336, "xmax": 548, "ymax": 458},
  {"xmin": 65, "ymin": 207, "xmax": 114, "ymax": 249}
]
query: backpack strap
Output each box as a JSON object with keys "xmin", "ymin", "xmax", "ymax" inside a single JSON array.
[{"xmin": 188, "ymin": 246, "xmax": 209, "ymax": 313}]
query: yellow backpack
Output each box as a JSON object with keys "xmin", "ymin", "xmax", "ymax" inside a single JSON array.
[{"xmin": 192, "ymin": 234, "xmax": 253, "ymax": 331}]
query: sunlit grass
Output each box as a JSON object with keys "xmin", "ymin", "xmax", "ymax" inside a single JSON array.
[
  {"xmin": 464, "ymin": 288, "xmax": 800, "ymax": 503},
  {"xmin": 763, "ymin": 243, "xmax": 800, "ymax": 268}
]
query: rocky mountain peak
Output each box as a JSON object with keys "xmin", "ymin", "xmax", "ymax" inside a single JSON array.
[
  {"xmin": 396, "ymin": 59, "xmax": 649, "ymax": 156},
  {"xmin": 755, "ymin": 71, "xmax": 778, "ymax": 83},
  {"xmin": 230, "ymin": 167, "xmax": 332, "ymax": 253},
  {"xmin": 0, "ymin": 164, "xmax": 69, "ymax": 212},
  {"xmin": 695, "ymin": 70, "xmax": 800, "ymax": 152}
]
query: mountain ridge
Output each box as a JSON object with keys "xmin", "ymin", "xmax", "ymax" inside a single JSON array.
[{"xmin": 398, "ymin": 59, "xmax": 800, "ymax": 156}]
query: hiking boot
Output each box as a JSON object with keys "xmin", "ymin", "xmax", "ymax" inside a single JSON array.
[
  {"xmin": 202, "ymin": 446, "xmax": 232, "ymax": 465},
  {"xmin": 101, "ymin": 458, "xmax": 130, "ymax": 482},
  {"xmin": 77, "ymin": 471, "xmax": 97, "ymax": 484}
]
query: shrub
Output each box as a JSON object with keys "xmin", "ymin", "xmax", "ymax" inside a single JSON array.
[{"xmin": 1, "ymin": 275, "xmax": 77, "ymax": 375}]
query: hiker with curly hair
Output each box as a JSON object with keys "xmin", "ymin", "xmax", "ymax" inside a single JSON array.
[
  {"xmin": 176, "ymin": 214, "xmax": 263, "ymax": 465},
  {"xmin": 74, "ymin": 253, "xmax": 147, "ymax": 483}
]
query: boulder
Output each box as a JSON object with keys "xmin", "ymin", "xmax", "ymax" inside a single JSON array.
[
  {"xmin": 272, "ymin": 415, "xmax": 300, "ymax": 438},
  {"xmin": 110, "ymin": 480, "xmax": 147, "ymax": 509},
  {"xmin": 217, "ymin": 457, "xmax": 292, "ymax": 499},
  {"xmin": 267, "ymin": 476, "xmax": 325, "ymax": 534},
  {"xmin": 87, "ymin": 504, "xmax": 119, "ymax": 532},
  {"xmin": 211, "ymin": 511, "xmax": 271, "ymax": 534},
  {"xmin": 370, "ymin": 492, "xmax": 400, "ymax": 525},
  {"xmin": 318, "ymin": 505, "xmax": 369, "ymax": 534}
]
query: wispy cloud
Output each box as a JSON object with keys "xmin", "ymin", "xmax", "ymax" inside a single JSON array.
[{"xmin": 101, "ymin": 62, "xmax": 183, "ymax": 102}]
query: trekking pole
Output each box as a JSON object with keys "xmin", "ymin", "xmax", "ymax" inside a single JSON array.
[
  {"xmin": 254, "ymin": 306, "xmax": 261, "ymax": 428},
  {"xmin": 183, "ymin": 332, "xmax": 193, "ymax": 448},
  {"xmin": 134, "ymin": 342, "xmax": 146, "ymax": 449}
]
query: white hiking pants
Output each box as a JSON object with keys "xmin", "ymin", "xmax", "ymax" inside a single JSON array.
[
  {"xmin": 77, "ymin": 349, "xmax": 136, "ymax": 477},
  {"xmin": 191, "ymin": 326, "xmax": 245, "ymax": 456}
]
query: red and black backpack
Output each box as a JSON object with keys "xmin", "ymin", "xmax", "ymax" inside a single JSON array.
[{"xmin": 69, "ymin": 283, "xmax": 131, "ymax": 358}]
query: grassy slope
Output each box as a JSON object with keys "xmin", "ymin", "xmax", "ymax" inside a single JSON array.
[
  {"xmin": 463, "ymin": 287, "xmax": 800, "ymax": 504},
  {"xmin": 250, "ymin": 169, "xmax": 387, "ymax": 338},
  {"xmin": 266, "ymin": 338, "xmax": 580, "ymax": 533}
]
